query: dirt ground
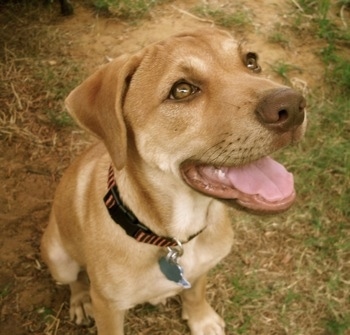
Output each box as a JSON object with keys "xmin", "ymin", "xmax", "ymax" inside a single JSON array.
[{"xmin": 0, "ymin": 1, "xmax": 347, "ymax": 334}]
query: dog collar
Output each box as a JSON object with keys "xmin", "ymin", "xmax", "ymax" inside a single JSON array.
[{"xmin": 104, "ymin": 165, "xmax": 203, "ymax": 247}]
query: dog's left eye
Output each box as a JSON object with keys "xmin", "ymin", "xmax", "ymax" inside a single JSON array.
[
  {"xmin": 245, "ymin": 52, "xmax": 261, "ymax": 73},
  {"xmin": 169, "ymin": 82, "xmax": 199, "ymax": 100}
]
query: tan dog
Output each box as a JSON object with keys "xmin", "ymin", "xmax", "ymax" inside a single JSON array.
[{"xmin": 41, "ymin": 27, "xmax": 306, "ymax": 335}]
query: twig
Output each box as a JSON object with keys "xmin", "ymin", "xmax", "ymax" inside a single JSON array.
[
  {"xmin": 52, "ymin": 303, "xmax": 65, "ymax": 335},
  {"xmin": 290, "ymin": 0, "xmax": 304, "ymax": 12},
  {"xmin": 171, "ymin": 5, "xmax": 214, "ymax": 24},
  {"xmin": 45, "ymin": 302, "xmax": 65, "ymax": 334},
  {"xmin": 340, "ymin": 5, "xmax": 348, "ymax": 29},
  {"xmin": 11, "ymin": 82, "xmax": 23, "ymax": 110}
]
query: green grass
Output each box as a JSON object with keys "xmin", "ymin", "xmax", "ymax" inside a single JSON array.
[
  {"xmin": 292, "ymin": 0, "xmax": 350, "ymax": 228},
  {"xmin": 93, "ymin": 0, "xmax": 168, "ymax": 19},
  {"xmin": 325, "ymin": 316, "xmax": 350, "ymax": 335},
  {"xmin": 34, "ymin": 62, "xmax": 82, "ymax": 127},
  {"xmin": 322, "ymin": 48, "xmax": 350, "ymax": 94},
  {"xmin": 268, "ymin": 31, "xmax": 289, "ymax": 46},
  {"xmin": 268, "ymin": 23, "xmax": 289, "ymax": 47},
  {"xmin": 314, "ymin": 1, "xmax": 350, "ymax": 95},
  {"xmin": 0, "ymin": 1, "xmax": 84, "ymax": 145},
  {"xmin": 270, "ymin": 61, "xmax": 302, "ymax": 84},
  {"xmin": 0, "ymin": 284, "xmax": 11, "ymax": 299},
  {"xmin": 272, "ymin": 0, "xmax": 350, "ymax": 228},
  {"xmin": 226, "ymin": 2, "xmax": 350, "ymax": 330},
  {"xmin": 192, "ymin": 4, "xmax": 252, "ymax": 29}
]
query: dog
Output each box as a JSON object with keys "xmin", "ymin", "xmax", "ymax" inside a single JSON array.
[{"xmin": 41, "ymin": 27, "xmax": 306, "ymax": 335}]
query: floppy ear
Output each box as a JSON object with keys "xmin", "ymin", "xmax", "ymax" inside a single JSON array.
[{"xmin": 65, "ymin": 53, "xmax": 142, "ymax": 170}]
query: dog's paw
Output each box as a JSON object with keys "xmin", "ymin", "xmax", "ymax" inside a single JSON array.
[
  {"xmin": 183, "ymin": 304, "xmax": 225, "ymax": 335},
  {"xmin": 188, "ymin": 316, "xmax": 225, "ymax": 335},
  {"xmin": 69, "ymin": 291, "xmax": 94, "ymax": 325}
]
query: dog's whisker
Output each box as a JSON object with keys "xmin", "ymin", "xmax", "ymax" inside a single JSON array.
[
  {"xmin": 205, "ymin": 139, "xmax": 241, "ymax": 166},
  {"xmin": 205, "ymin": 148, "xmax": 225, "ymax": 164},
  {"xmin": 199, "ymin": 139, "xmax": 227, "ymax": 161}
]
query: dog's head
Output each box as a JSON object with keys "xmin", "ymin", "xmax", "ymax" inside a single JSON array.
[{"xmin": 66, "ymin": 28, "xmax": 306, "ymax": 214}]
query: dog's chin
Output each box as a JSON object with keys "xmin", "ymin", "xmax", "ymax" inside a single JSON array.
[{"xmin": 180, "ymin": 156, "xmax": 296, "ymax": 214}]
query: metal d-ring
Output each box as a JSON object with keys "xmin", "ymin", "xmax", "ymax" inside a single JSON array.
[{"xmin": 166, "ymin": 238, "xmax": 184, "ymax": 263}]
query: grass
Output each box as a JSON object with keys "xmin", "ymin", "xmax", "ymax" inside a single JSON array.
[
  {"xmin": 0, "ymin": 3, "xmax": 84, "ymax": 143},
  {"xmin": 0, "ymin": 0, "xmax": 349, "ymax": 334},
  {"xmin": 267, "ymin": 25, "xmax": 349, "ymax": 330},
  {"xmin": 192, "ymin": 4, "xmax": 252, "ymax": 29},
  {"xmin": 93, "ymin": 0, "xmax": 168, "ymax": 19},
  {"xmin": 192, "ymin": 1, "xmax": 350, "ymax": 334},
  {"xmin": 322, "ymin": 47, "xmax": 350, "ymax": 94},
  {"xmin": 268, "ymin": 31, "xmax": 289, "ymax": 46},
  {"xmin": 34, "ymin": 62, "xmax": 81, "ymax": 127},
  {"xmin": 0, "ymin": 284, "xmax": 11, "ymax": 299},
  {"xmin": 268, "ymin": 23, "xmax": 289, "ymax": 47},
  {"xmin": 270, "ymin": 61, "xmax": 303, "ymax": 84}
]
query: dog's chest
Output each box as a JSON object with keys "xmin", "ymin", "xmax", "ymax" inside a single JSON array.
[
  {"xmin": 94, "ymin": 193, "xmax": 233, "ymax": 309},
  {"xmin": 118, "ymin": 229, "xmax": 232, "ymax": 309},
  {"xmin": 94, "ymin": 227, "xmax": 232, "ymax": 311}
]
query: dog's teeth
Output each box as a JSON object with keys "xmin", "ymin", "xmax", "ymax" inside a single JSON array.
[{"xmin": 214, "ymin": 167, "xmax": 227, "ymax": 179}]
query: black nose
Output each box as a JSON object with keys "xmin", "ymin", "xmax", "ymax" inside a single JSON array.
[{"xmin": 256, "ymin": 88, "xmax": 306, "ymax": 131}]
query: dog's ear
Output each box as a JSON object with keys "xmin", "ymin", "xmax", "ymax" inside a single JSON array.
[{"xmin": 65, "ymin": 54, "xmax": 142, "ymax": 170}]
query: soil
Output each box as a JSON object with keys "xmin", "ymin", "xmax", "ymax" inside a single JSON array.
[{"xmin": 0, "ymin": 1, "xmax": 346, "ymax": 334}]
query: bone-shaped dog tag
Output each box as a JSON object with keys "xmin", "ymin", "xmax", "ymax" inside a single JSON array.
[{"xmin": 158, "ymin": 256, "xmax": 191, "ymax": 289}]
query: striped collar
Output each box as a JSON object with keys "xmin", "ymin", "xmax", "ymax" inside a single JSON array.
[{"xmin": 104, "ymin": 165, "xmax": 203, "ymax": 247}]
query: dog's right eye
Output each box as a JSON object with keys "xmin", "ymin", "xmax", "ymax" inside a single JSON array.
[
  {"xmin": 169, "ymin": 82, "xmax": 199, "ymax": 100},
  {"xmin": 245, "ymin": 52, "xmax": 261, "ymax": 73}
]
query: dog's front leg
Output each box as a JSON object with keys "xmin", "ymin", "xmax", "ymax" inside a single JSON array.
[
  {"xmin": 181, "ymin": 274, "xmax": 225, "ymax": 335},
  {"xmin": 90, "ymin": 286, "xmax": 126, "ymax": 335}
]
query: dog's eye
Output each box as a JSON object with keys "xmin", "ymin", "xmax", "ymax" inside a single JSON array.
[
  {"xmin": 245, "ymin": 52, "xmax": 261, "ymax": 73},
  {"xmin": 169, "ymin": 82, "xmax": 199, "ymax": 100}
]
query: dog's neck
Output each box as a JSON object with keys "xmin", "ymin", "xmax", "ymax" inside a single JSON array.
[{"xmin": 104, "ymin": 165, "xmax": 207, "ymax": 246}]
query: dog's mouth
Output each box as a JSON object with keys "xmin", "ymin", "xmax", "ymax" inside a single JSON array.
[{"xmin": 181, "ymin": 156, "xmax": 296, "ymax": 213}]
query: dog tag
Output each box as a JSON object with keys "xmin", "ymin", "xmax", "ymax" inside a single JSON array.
[{"xmin": 158, "ymin": 256, "xmax": 191, "ymax": 289}]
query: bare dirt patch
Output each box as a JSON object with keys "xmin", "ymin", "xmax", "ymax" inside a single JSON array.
[{"xmin": 1, "ymin": 1, "xmax": 348, "ymax": 334}]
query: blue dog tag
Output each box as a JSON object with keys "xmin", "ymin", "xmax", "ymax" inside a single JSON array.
[{"xmin": 158, "ymin": 256, "xmax": 191, "ymax": 289}]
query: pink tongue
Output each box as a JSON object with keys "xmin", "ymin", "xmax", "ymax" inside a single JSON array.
[{"xmin": 227, "ymin": 157, "xmax": 294, "ymax": 202}]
